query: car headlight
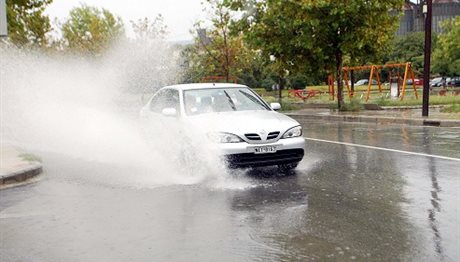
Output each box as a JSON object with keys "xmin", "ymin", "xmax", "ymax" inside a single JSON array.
[
  {"xmin": 282, "ymin": 126, "xmax": 302, "ymax": 138},
  {"xmin": 208, "ymin": 132, "xmax": 243, "ymax": 143}
]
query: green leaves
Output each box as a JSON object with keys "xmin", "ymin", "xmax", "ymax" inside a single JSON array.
[
  {"xmin": 6, "ymin": 0, "xmax": 53, "ymax": 47},
  {"xmin": 433, "ymin": 17, "xmax": 460, "ymax": 76},
  {"xmin": 226, "ymin": 0, "xmax": 403, "ymax": 107},
  {"xmin": 182, "ymin": 0, "xmax": 260, "ymax": 84},
  {"xmin": 61, "ymin": 4, "xmax": 124, "ymax": 55}
]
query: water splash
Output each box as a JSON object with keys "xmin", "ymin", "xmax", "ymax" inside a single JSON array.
[{"xmin": 0, "ymin": 43, "xmax": 251, "ymax": 189}]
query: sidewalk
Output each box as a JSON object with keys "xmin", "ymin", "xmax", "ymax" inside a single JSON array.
[
  {"xmin": 0, "ymin": 145, "xmax": 43, "ymax": 186},
  {"xmin": 286, "ymin": 107, "xmax": 460, "ymax": 127}
]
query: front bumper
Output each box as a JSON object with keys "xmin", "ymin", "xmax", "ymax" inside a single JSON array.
[{"xmin": 219, "ymin": 137, "xmax": 305, "ymax": 168}]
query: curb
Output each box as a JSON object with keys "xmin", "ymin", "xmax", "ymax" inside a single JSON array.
[
  {"xmin": 286, "ymin": 113, "xmax": 460, "ymax": 128},
  {"xmin": 0, "ymin": 163, "xmax": 43, "ymax": 186},
  {"xmin": 380, "ymin": 105, "xmax": 444, "ymax": 110}
]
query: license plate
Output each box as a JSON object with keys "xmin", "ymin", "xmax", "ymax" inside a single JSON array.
[{"xmin": 254, "ymin": 146, "xmax": 277, "ymax": 154}]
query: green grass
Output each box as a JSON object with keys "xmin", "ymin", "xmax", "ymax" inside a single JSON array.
[
  {"xmin": 374, "ymin": 95, "xmax": 460, "ymax": 106},
  {"xmin": 254, "ymin": 87, "xmax": 460, "ymax": 108},
  {"xmin": 341, "ymin": 98, "xmax": 364, "ymax": 111},
  {"xmin": 19, "ymin": 153, "xmax": 42, "ymax": 163},
  {"xmin": 441, "ymin": 103, "xmax": 460, "ymax": 113}
]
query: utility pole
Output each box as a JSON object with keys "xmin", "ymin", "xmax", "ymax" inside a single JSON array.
[
  {"xmin": 422, "ymin": 0, "xmax": 432, "ymax": 117},
  {"xmin": 0, "ymin": 0, "xmax": 8, "ymax": 37}
]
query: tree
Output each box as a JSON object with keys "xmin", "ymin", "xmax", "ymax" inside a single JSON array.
[
  {"xmin": 105, "ymin": 15, "xmax": 178, "ymax": 94},
  {"xmin": 182, "ymin": 0, "xmax": 257, "ymax": 84},
  {"xmin": 61, "ymin": 5, "xmax": 124, "ymax": 55},
  {"xmin": 432, "ymin": 17, "xmax": 460, "ymax": 76},
  {"xmin": 5, "ymin": 0, "xmax": 53, "ymax": 47},
  {"xmin": 120, "ymin": 15, "xmax": 176, "ymax": 93},
  {"xmin": 130, "ymin": 14, "xmax": 167, "ymax": 41},
  {"xmin": 228, "ymin": 0, "xmax": 403, "ymax": 109},
  {"xmin": 384, "ymin": 32, "xmax": 438, "ymax": 76}
]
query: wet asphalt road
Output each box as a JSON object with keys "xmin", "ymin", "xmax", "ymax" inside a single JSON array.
[{"xmin": 1, "ymin": 120, "xmax": 459, "ymax": 262}]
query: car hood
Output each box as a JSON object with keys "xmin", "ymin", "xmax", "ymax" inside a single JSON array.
[{"xmin": 184, "ymin": 110, "xmax": 300, "ymax": 136}]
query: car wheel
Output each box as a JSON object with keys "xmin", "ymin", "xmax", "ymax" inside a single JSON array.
[{"xmin": 278, "ymin": 162, "xmax": 299, "ymax": 174}]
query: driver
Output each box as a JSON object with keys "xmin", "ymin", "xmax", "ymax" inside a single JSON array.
[{"xmin": 185, "ymin": 94, "xmax": 198, "ymax": 114}]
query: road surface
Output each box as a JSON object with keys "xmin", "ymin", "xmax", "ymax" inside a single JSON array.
[{"xmin": 1, "ymin": 120, "xmax": 459, "ymax": 261}]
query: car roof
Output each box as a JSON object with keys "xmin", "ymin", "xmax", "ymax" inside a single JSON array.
[{"xmin": 161, "ymin": 83, "xmax": 248, "ymax": 91}]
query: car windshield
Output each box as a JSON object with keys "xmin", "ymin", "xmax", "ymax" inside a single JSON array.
[{"xmin": 183, "ymin": 87, "xmax": 270, "ymax": 115}]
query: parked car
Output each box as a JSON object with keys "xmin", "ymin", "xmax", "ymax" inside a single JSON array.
[
  {"xmin": 447, "ymin": 77, "xmax": 460, "ymax": 87},
  {"xmin": 407, "ymin": 79, "xmax": 423, "ymax": 85},
  {"xmin": 354, "ymin": 79, "xmax": 378, "ymax": 86},
  {"xmin": 430, "ymin": 77, "xmax": 444, "ymax": 87},
  {"xmin": 140, "ymin": 83, "xmax": 305, "ymax": 171}
]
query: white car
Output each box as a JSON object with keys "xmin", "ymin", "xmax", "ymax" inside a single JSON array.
[{"xmin": 140, "ymin": 83, "xmax": 305, "ymax": 171}]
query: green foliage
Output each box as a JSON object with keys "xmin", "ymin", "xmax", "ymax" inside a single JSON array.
[
  {"xmin": 385, "ymin": 32, "xmax": 427, "ymax": 75},
  {"xmin": 6, "ymin": 0, "xmax": 53, "ymax": 47},
  {"xmin": 61, "ymin": 4, "xmax": 124, "ymax": 54},
  {"xmin": 290, "ymin": 75, "xmax": 307, "ymax": 90},
  {"xmin": 340, "ymin": 97, "xmax": 363, "ymax": 112},
  {"xmin": 227, "ymin": 0, "xmax": 404, "ymax": 108},
  {"xmin": 260, "ymin": 78, "xmax": 275, "ymax": 91},
  {"xmin": 432, "ymin": 17, "xmax": 460, "ymax": 76},
  {"xmin": 19, "ymin": 153, "xmax": 42, "ymax": 163},
  {"xmin": 181, "ymin": 0, "xmax": 267, "ymax": 87}
]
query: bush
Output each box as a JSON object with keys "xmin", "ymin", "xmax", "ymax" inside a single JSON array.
[
  {"xmin": 340, "ymin": 98, "xmax": 363, "ymax": 112},
  {"xmin": 290, "ymin": 75, "xmax": 307, "ymax": 90},
  {"xmin": 261, "ymin": 78, "xmax": 276, "ymax": 91}
]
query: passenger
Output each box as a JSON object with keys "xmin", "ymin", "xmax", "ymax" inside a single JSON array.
[{"xmin": 198, "ymin": 96, "xmax": 213, "ymax": 113}]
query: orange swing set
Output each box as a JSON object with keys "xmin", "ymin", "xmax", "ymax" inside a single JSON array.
[{"xmin": 328, "ymin": 62, "xmax": 419, "ymax": 102}]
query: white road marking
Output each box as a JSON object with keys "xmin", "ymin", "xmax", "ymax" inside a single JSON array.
[{"xmin": 305, "ymin": 137, "xmax": 460, "ymax": 162}]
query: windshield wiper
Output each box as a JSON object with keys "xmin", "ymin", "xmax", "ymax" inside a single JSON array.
[
  {"xmin": 238, "ymin": 90, "xmax": 268, "ymax": 109},
  {"xmin": 223, "ymin": 90, "xmax": 237, "ymax": 111}
]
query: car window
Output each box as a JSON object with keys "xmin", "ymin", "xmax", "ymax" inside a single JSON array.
[
  {"xmin": 149, "ymin": 89, "xmax": 180, "ymax": 115},
  {"xmin": 184, "ymin": 87, "xmax": 270, "ymax": 115}
]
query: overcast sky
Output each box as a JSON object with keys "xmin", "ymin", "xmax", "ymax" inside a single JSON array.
[{"xmin": 45, "ymin": 0, "xmax": 206, "ymax": 41}]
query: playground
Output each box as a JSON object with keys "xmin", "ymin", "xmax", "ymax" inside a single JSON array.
[{"xmin": 201, "ymin": 62, "xmax": 460, "ymax": 110}]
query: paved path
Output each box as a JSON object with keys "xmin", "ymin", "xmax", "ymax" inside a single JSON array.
[
  {"xmin": 286, "ymin": 107, "xmax": 460, "ymax": 127},
  {"xmin": 0, "ymin": 145, "xmax": 42, "ymax": 186}
]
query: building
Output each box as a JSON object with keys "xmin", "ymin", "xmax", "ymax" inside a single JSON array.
[{"xmin": 396, "ymin": 0, "xmax": 460, "ymax": 36}]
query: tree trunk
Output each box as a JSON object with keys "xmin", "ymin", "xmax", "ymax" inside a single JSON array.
[
  {"xmin": 336, "ymin": 52, "xmax": 344, "ymax": 110},
  {"xmin": 351, "ymin": 70, "xmax": 355, "ymax": 94}
]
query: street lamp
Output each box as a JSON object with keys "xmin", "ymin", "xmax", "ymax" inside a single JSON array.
[
  {"xmin": 422, "ymin": 0, "xmax": 432, "ymax": 117},
  {"xmin": 269, "ymin": 54, "xmax": 282, "ymax": 104}
]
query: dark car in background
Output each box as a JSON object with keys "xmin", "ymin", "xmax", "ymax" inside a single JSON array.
[{"xmin": 447, "ymin": 77, "xmax": 460, "ymax": 87}]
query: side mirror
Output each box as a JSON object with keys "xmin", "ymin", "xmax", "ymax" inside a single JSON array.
[
  {"xmin": 270, "ymin": 102, "xmax": 281, "ymax": 111},
  {"xmin": 161, "ymin": 108, "xmax": 177, "ymax": 117}
]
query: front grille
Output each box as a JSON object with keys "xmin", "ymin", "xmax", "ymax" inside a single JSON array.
[
  {"xmin": 267, "ymin": 131, "xmax": 280, "ymax": 140},
  {"xmin": 245, "ymin": 131, "xmax": 280, "ymax": 141},
  {"xmin": 245, "ymin": 133, "xmax": 261, "ymax": 140},
  {"xmin": 226, "ymin": 149, "xmax": 304, "ymax": 168}
]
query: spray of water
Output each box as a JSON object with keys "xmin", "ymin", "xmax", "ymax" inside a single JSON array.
[{"xmin": 0, "ymin": 41, "xmax": 250, "ymax": 189}]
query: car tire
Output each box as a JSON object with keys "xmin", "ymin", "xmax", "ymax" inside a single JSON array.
[{"xmin": 278, "ymin": 162, "xmax": 299, "ymax": 174}]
